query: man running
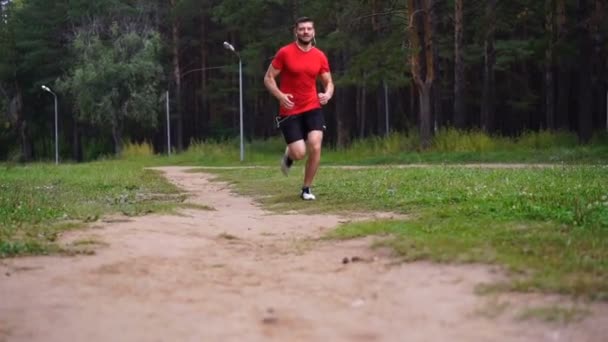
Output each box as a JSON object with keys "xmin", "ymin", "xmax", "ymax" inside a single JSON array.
[{"xmin": 263, "ymin": 16, "xmax": 334, "ymax": 200}]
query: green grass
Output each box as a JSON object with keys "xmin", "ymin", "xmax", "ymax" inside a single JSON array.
[
  {"xmin": 0, "ymin": 160, "xmax": 183, "ymax": 257},
  {"xmin": 517, "ymin": 305, "xmax": 590, "ymax": 323},
  {"xmin": 120, "ymin": 141, "xmax": 155, "ymax": 159},
  {"xmin": 11, "ymin": 129, "xmax": 601, "ymax": 167},
  {"xmin": 2, "ymin": 130, "xmax": 607, "ymax": 299},
  {"xmin": 114, "ymin": 130, "xmax": 608, "ymax": 167},
  {"xmin": 205, "ymin": 165, "xmax": 608, "ymax": 299},
  {"xmin": 323, "ymin": 130, "xmax": 608, "ymax": 165}
]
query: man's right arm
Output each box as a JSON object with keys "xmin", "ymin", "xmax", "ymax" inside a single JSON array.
[{"xmin": 264, "ymin": 64, "xmax": 294, "ymax": 110}]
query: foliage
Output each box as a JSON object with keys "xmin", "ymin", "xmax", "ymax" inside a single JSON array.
[
  {"xmin": 121, "ymin": 141, "xmax": 154, "ymax": 159},
  {"xmin": 58, "ymin": 24, "xmax": 163, "ymax": 151},
  {"xmin": 432, "ymin": 128, "xmax": 504, "ymax": 152},
  {"xmin": 12, "ymin": 0, "xmax": 68, "ymax": 86},
  {"xmin": 516, "ymin": 130, "xmax": 579, "ymax": 149},
  {"xmin": 155, "ymin": 129, "xmax": 608, "ymax": 166},
  {"xmin": 333, "ymin": 132, "xmax": 420, "ymax": 159},
  {"xmin": 0, "ymin": 0, "xmax": 606, "ymax": 161}
]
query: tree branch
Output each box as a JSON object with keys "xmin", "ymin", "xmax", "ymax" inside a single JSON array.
[
  {"xmin": 408, "ymin": 9, "xmax": 426, "ymax": 29},
  {"xmin": 351, "ymin": 10, "xmax": 407, "ymax": 24}
]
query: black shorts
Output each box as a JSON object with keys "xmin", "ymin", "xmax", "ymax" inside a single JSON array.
[{"xmin": 279, "ymin": 109, "xmax": 325, "ymax": 144}]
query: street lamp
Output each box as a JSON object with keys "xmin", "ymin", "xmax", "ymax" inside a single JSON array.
[
  {"xmin": 223, "ymin": 41, "xmax": 244, "ymax": 162},
  {"xmin": 41, "ymin": 85, "xmax": 59, "ymax": 165}
]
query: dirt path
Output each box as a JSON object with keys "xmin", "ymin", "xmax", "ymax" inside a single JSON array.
[{"xmin": 1, "ymin": 166, "xmax": 606, "ymax": 342}]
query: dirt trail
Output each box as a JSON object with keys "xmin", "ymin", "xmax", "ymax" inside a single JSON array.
[{"xmin": 1, "ymin": 166, "xmax": 606, "ymax": 342}]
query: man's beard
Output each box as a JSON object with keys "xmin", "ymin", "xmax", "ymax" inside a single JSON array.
[{"xmin": 297, "ymin": 36, "xmax": 312, "ymax": 46}]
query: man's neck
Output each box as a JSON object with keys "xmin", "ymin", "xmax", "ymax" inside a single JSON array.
[{"xmin": 296, "ymin": 41, "xmax": 313, "ymax": 52}]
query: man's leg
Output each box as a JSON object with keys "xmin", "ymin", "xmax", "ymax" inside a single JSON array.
[
  {"xmin": 281, "ymin": 139, "xmax": 306, "ymax": 176},
  {"xmin": 303, "ymin": 130, "xmax": 323, "ymax": 187},
  {"xmin": 287, "ymin": 139, "xmax": 307, "ymax": 161},
  {"xmin": 280, "ymin": 115, "xmax": 306, "ymax": 176}
]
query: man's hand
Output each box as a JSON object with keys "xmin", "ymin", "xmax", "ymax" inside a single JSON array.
[
  {"xmin": 279, "ymin": 93, "xmax": 295, "ymax": 109},
  {"xmin": 318, "ymin": 92, "xmax": 331, "ymax": 105}
]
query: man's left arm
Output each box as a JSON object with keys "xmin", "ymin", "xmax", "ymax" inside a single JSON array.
[{"xmin": 318, "ymin": 72, "xmax": 334, "ymax": 105}]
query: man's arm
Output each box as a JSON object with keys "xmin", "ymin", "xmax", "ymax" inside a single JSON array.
[
  {"xmin": 264, "ymin": 64, "xmax": 294, "ymax": 110},
  {"xmin": 317, "ymin": 72, "xmax": 334, "ymax": 105}
]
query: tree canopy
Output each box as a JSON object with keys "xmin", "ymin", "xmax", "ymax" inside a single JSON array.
[{"xmin": 0, "ymin": 0, "xmax": 606, "ymax": 161}]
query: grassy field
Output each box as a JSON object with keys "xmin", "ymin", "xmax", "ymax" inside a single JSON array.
[
  {"xmin": 1, "ymin": 130, "xmax": 607, "ymax": 300},
  {"xmin": 0, "ymin": 161, "xmax": 183, "ymax": 257},
  {"xmin": 205, "ymin": 164, "xmax": 608, "ymax": 300}
]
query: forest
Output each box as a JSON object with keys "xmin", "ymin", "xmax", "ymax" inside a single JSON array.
[{"xmin": 0, "ymin": 0, "xmax": 606, "ymax": 161}]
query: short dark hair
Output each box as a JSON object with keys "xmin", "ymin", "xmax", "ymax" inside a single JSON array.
[{"xmin": 295, "ymin": 16, "xmax": 314, "ymax": 28}]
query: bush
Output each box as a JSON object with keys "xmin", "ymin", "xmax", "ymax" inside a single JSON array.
[
  {"xmin": 516, "ymin": 130, "xmax": 577, "ymax": 149},
  {"xmin": 346, "ymin": 132, "xmax": 419, "ymax": 155},
  {"xmin": 121, "ymin": 141, "xmax": 154, "ymax": 159},
  {"xmin": 432, "ymin": 128, "xmax": 500, "ymax": 152}
]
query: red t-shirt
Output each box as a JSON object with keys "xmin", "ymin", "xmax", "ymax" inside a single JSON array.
[{"xmin": 271, "ymin": 42, "xmax": 330, "ymax": 116}]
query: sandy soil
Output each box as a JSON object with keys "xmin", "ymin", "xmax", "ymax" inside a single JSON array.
[{"xmin": 0, "ymin": 166, "xmax": 606, "ymax": 342}]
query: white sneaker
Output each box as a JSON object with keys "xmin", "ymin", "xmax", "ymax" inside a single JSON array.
[
  {"xmin": 300, "ymin": 188, "xmax": 316, "ymax": 200},
  {"xmin": 280, "ymin": 147, "xmax": 292, "ymax": 176}
]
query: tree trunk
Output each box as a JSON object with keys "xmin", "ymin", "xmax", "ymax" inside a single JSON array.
[
  {"xmin": 453, "ymin": 0, "xmax": 466, "ymax": 129},
  {"xmin": 336, "ymin": 88, "xmax": 346, "ymax": 147},
  {"xmin": 292, "ymin": 0, "xmax": 299, "ymax": 21},
  {"xmin": 335, "ymin": 49, "xmax": 349, "ymax": 147},
  {"xmin": 112, "ymin": 132, "xmax": 122, "ymax": 155},
  {"xmin": 577, "ymin": 52, "xmax": 593, "ymax": 143},
  {"xmin": 336, "ymin": 86, "xmax": 349, "ymax": 148},
  {"xmin": 555, "ymin": 0, "xmax": 570, "ymax": 130},
  {"xmin": 200, "ymin": 9, "xmax": 209, "ymax": 137},
  {"xmin": 556, "ymin": 68, "xmax": 571, "ymax": 130},
  {"xmin": 377, "ymin": 85, "xmax": 385, "ymax": 135},
  {"xmin": 481, "ymin": 0, "xmax": 496, "ymax": 133},
  {"xmin": 7, "ymin": 85, "xmax": 31, "ymax": 161},
  {"xmin": 577, "ymin": 0, "xmax": 593, "ymax": 143},
  {"xmin": 545, "ymin": 0, "xmax": 555, "ymax": 130},
  {"xmin": 410, "ymin": 83, "xmax": 417, "ymax": 128},
  {"xmin": 170, "ymin": 0, "xmax": 183, "ymax": 151},
  {"xmin": 371, "ymin": 0, "xmax": 380, "ymax": 32},
  {"xmin": 111, "ymin": 121, "xmax": 123, "ymax": 155},
  {"xmin": 418, "ymin": 84, "xmax": 433, "ymax": 146},
  {"xmin": 19, "ymin": 120, "xmax": 32, "ymax": 162},
  {"xmin": 358, "ymin": 83, "xmax": 367, "ymax": 139},
  {"xmin": 408, "ymin": 0, "xmax": 435, "ymax": 148},
  {"xmin": 356, "ymin": 86, "xmax": 361, "ymax": 137},
  {"xmin": 590, "ymin": 0, "xmax": 604, "ymax": 134},
  {"xmin": 72, "ymin": 119, "xmax": 83, "ymax": 162},
  {"xmin": 432, "ymin": 80, "xmax": 441, "ymax": 133},
  {"xmin": 431, "ymin": 0, "xmax": 441, "ymax": 132}
]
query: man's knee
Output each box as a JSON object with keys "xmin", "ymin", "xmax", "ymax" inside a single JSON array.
[
  {"xmin": 288, "ymin": 142, "xmax": 307, "ymax": 160},
  {"xmin": 308, "ymin": 141, "xmax": 322, "ymax": 155},
  {"xmin": 291, "ymin": 149, "xmax": 306, "ymax": 160},
  {"xmin": 307, "ymin": 132, "xmax": 323, "ymax": 155}
]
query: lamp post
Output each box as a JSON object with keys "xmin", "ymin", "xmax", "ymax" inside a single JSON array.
[
  {"xmin": 166, "ymin": 90, "xmax": 171, "ymax": 156},
  {"xmin": 41, "ymin": 85, "xmax": 58, "ymax": 165},
  {"xmin": 223, "ymin": 41, "xmax": 244, "ymax": 162}
]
